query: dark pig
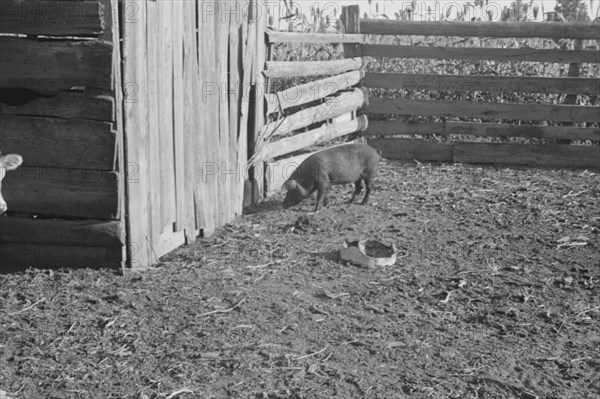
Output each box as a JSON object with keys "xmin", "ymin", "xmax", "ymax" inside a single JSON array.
[{"xmin": 283, "ymin": 143, "xmax": 382, "ymax": 212}]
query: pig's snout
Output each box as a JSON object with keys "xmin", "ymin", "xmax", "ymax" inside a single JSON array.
[{"xmin": 283, "ymin": 195, "xmax": 302, "ymax": 209}]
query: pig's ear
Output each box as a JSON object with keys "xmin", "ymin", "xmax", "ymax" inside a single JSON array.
[
  {"xmin": 1, "ymin": 154, "xmax": 23, "ymax": 171},
  {"xmin": 284, "ymin": 179, "xmax": 298, "ymax": 190}
]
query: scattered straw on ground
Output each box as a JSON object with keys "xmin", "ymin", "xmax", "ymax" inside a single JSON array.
[{"xmin": 1, "ymin": 161, "xmax": 599, "ymax": 399}]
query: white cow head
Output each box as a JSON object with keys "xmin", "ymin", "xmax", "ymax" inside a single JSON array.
[{"xmin": 0, "ymin": 151, "xmax": 23, "ymax": 214}]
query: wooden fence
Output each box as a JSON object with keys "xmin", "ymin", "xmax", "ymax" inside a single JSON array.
[
  {"xmin": 350, "ymin": 8, "xmax": 600, "ymax": 169},
  {"xmin": 0, "ymin": 0, "xmax": 263, "ymax": 270},
  {"xmin": 256, "ymin": 10, "xmax": 598, "ymax": 209},
  {"xmin": 257, "ymin": 35, "xmax": 370, "ymax": 195}
]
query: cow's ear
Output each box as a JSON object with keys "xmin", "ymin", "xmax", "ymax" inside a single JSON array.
[{"xmin": 1, "ymin": 154, "xmax": 23, "ymax": 171}]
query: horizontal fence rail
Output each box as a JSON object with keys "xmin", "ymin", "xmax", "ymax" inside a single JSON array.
[
  {"xmin": 368, "ymin": 138, "xmax": 599, "ymax": 168},
  {"xmin": 365, "ymin": 120, "xmax": 600, "ymax": 142},
  {"xmin": 267, "ymin": 31, "xmax": 364, "ymax": 44},
  {"xmin": 367, "ymin": 98, "xmax": 600, "ymax": 123},
  {"xmin": 266, "ymin": 70, "xmax": 364, "ymax": 115},
  {"xmin": 364, "ymin": 73, "xmax": 600, "ymax": 95},
  {"xmin": 259, "ymin": 114, "xmax": 368, "ymax": 161},
  {"xmin": 264, "ymin": 57, "xmax": 364, "ymax": 78},
  {"xmin": 361, "ymin": 44, "xmax": 600, "ymax": 64},
  {"xmin": 257, "ymin": 87, "xmax": 368, "ymax": 145},
  {"xmin": 453, "ymin": 142, "xmax": 599, "ymax": 167},
  {"xmin": 360, "ymin": 20, "xmax": 600, "ymax": 39}
]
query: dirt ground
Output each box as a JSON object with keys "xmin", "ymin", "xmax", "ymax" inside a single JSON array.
[{"xmin": 1, "ymin": 160, "xmax": 599, "ymax": 399}]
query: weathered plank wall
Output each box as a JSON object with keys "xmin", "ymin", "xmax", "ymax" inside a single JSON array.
[
  {"xmin": 123, "ymin": 0, "xmax": 257, "ymax": 268},
  {"xmin": 0, "ymin": 0, "xmax": 124, "ymax": 270}
]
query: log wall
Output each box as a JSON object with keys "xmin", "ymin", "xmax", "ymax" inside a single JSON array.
[
  {"xmin": 0, "ymin": 0, "xmax": 124, "ymax": 269},
  {"xmin": 0, "ymin": 0, "xmax": 262, "ymax": 270}
]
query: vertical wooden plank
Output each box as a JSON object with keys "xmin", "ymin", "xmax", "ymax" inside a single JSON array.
[
  {"xmin": 209, "ymin": 4, "xmax": 221, "ymax": 232},
  {"xmin": 228, "ymin": 1, "xmax": 242, "ymax": 219},
  {"xmin": 105, "ymin": 0, "xmax": 126, "ymax": 268},
  {"xmin": 194, "ymin": 0, "xmax": 206, "ymax": 234},
  {"xmin": 236, "ymin": 0, "xmax": 253, "ymax": 213},
  {"xmin": 216, "ymin": 3, "xmax": 230, "ymax": 226},
  {"xmin": 188, "ymin": 0, "xmax": 201, "ymax": 239},
  {"xmin": 238, "ymin": 0, "xmax": 255, "ymax": 209},
  {"xmin": 121, "ymin": 0, "xmax": 151, "ymax": 268},
  {"xmin": 196, "ymin": 0, "xmax": 218, "ymax": 236},
  {"xmin": 251, "ymin": 0, "xmax": 268, "ymax": 203},
  {"xmin": 194, "ymin": 0, "xmax": 206, "ymax": 233},
  {"xmin": 158, "ymin": 0, "xmax": 176, "ymax": 228},
  {"xmin": 146, "ymin": 0, "xmax": 162, "ymax": 253},
  {"xmin": 242, "ymin": 0, "xmax": 258, "ymax": 207},
  {"xmin": 246, "ymin": 1, "xmax": 258, "ymax": 85},
  {"xmin": 172, "ymin": 0, "xmax": 186, "ymax": 235},
  {"xmin": 182, "ymin": 0, "xmax": 198, "ymax": 242}
]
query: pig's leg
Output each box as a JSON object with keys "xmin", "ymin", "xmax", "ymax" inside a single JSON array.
[
  {"xmin": 361, "ymin": 177, "xmax": 375, "ymax": 205},
  {"xmin": 314, "ymin": 182, "xmax": 331, "ymax": 211},
  {"xmin": 348, "ymin": 179, "xmax": 363, "ymax": 203}
]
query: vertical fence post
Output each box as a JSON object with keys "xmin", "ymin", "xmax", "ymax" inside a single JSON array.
[
  {"xmin": 247, "ymin": 0, "xmax": 268, "ymax": 204},
  {"xmin": 341, "ymin": 5, "xmax": 360, "ymax": 58},
  {"xmin": 559, "ymin": 38, "xmax": 583, "ymax": 145},
  {"xmin": 341, "ymin": 6, "xmax": 362, "ymax": 130}
]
